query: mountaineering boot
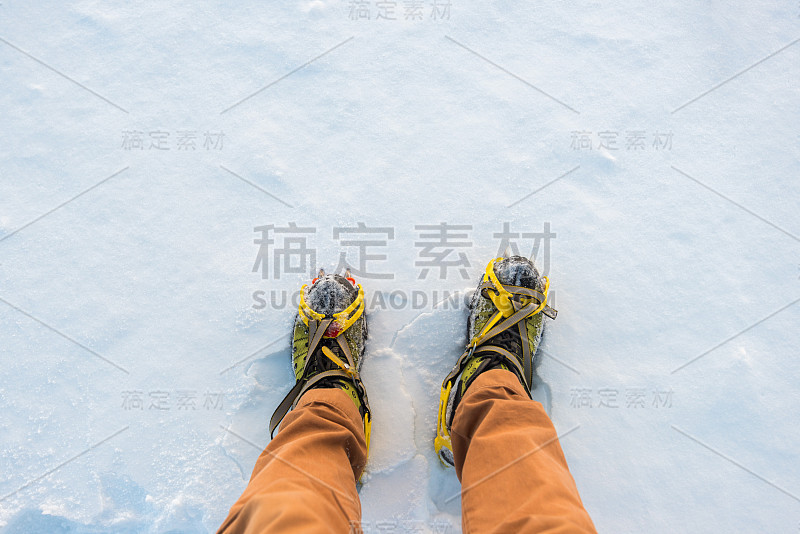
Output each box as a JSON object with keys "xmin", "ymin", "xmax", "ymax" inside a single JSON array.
[
  {"xmin": 269, "ymin": 269, "xmax": 372, "ymax": 455},
  {"xmin": 435, "ymin": 256, "xmax": 558, "ymax": 466}
]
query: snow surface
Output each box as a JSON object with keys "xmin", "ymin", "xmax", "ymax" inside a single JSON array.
[{"xmin": 1, "ymin": 1, "xmax": 799, "ymax": 532}]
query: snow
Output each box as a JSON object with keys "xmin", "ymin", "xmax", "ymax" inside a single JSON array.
[{"xmin": 1, "ymin": 1, "xmax": 799, "ymax": 532}]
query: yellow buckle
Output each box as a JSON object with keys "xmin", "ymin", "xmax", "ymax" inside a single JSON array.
[{"xmin": 484, "ymin": 258, "xmax": 550, "ymax": 322}]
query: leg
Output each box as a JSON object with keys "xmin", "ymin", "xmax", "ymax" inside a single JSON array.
[
  {"xmin": 452, "ymin": 369, "xmax": 596, "ymax": 534},
  {"xmin": 218, "ymin": 388, "xmax": 366, "ymax": 534}
]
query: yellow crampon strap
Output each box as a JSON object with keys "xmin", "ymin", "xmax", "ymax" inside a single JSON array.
[
  {"xmin": 470, "ymin": 311, "xmax": 503, "ymax": 349},
  {"xmin": 364, "ymin": 412, "xmax": 371, "ymax": 459},
  {"xmin": 434, "ymin": 380, "xmax": 454, "ymax": 464},
  {"xmin": 298, "ymin": 283, "xmax": 366, "ymax": 338},
  {"xmin": 485, "ymin": 258, "xmax": 516, "ymax": 317}
]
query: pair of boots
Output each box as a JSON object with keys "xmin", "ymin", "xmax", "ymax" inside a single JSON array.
[{"xmin": 268, "ymin": 256, "xmax": 558, "ymax": 467}]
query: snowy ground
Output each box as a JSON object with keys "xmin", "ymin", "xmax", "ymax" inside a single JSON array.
[{"xmin": 1, "ymin": 1, "xmax": 799, "ymax": 532}]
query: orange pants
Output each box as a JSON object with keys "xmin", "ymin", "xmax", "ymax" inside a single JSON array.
[{"xmin": 219, "ymin": 370, "xmax": 596, "ymax": 533}]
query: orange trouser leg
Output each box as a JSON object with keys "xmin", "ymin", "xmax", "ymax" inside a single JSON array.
[
  {"xmin": 218, "ymin": 388, "xmax": 366, "ymax": 534},
  {"xmin": 451, "ymin": 369, "xmax": 597, "ymax": 534}
]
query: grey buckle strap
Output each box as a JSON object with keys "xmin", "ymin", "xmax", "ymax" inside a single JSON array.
[
  {"xmin": 441, "ymin": 303, "xmax": 536, "ymax": 393},
  {"xmin": 268, "ymin": 368, "xmax": 360, "ymax": 437},
  {"xmin": 479, "ymin": 300, "xmax": 540, "ymax": 345},
  {"xmin": 269, "ymin": 380, "xmax": 305, "ymax": 437},
  {"xmin": 269, "ymin": 316, "xmax": 367, "ymax": 438},
  {"xmin": 444, "ymin": 289, "xmax": 544, "ymax": 395},
  {"xmin": 470, "ymin": 345, "xmax": 528, "ymax": 390}
]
